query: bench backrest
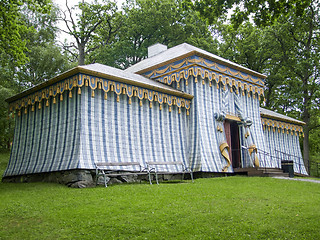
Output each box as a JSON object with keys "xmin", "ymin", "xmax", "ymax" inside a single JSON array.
[
  {"xmin": 96, "ymin": 162, "xmax": 141, "ymax": 167},
  {"xmin": 147, "ymin": 161, "xmax": 183, "ymax": 166}
]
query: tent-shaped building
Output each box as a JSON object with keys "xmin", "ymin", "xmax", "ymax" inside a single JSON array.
[{"xmin": 3, "ymin": 43, "xmax": 308, "ymax": 186}]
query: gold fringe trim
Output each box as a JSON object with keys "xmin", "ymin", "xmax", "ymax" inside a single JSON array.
[{"xmin": 8, "ymin": 75, "xmax": 192, "ymax": 116}]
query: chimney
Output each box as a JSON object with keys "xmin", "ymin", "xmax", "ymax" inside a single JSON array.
[{"xmin": 148, "ymin": 43, "xmax": 167, "ymax": 58}]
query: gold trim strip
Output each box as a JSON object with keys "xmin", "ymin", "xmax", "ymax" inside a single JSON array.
[{"xmin": 225, "ymin": 114, "xmax": 241, "ymax": 122}]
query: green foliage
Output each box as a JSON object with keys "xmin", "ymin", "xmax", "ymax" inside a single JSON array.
[
  {"xmin": 0, "ymin": 0, "xmax": 52, "ymax": 66},
  {"xmin": 0, "ymin": 90, "xmax": 15, "ymax": 151},
  {"xmin": 186, "ymin": 0, "xmax": 313, "ymax": 26},
  {"xmin": 0, "ymin": 170, "xmax": 319, "ymax": 239},
  {"xmin": 17, "ymin": 44, "xmax": 73, "ymax": 87},
  {"xmin": 309, "ymin": 115, "xmax": 320, "ymax": 156},
  {"xmin": 90, "ymin": 0, "xmax": 218, "ymax": 69},
  {"xmin": 216, "ymin": 22, "xmax": 275, "ymax": 73}
]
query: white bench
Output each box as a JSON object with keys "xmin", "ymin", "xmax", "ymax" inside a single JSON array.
[
  {"xmin": 147, "ymin": 161, "xmax": 194, "ymax": 184},
  {"xmin": 95, "ymin": 162, "xmax": 148, "ymax": 187}
]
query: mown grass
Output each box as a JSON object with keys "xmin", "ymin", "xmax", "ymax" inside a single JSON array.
[{"xmin": 1, "ymin": 152, "xmax": 320, "ymax": 240}]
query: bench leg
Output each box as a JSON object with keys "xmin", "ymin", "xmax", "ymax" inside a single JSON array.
[
  {"xmin": 190, "ymin": 172, "xmax": 194, "ymax": 183},
  {"xmin": 103, "ymin": 174, "xmax": 108, "ymax": 187},
  {"xmin": 148, "ymin": 171, "xmax": 153, "ymax": 185},
  {"xmin": 155, "ymin": 172, "xmax": 159, "ymax": 185}
]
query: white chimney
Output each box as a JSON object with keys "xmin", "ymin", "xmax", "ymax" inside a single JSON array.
[{"xmin": 148, "ymin": 43, "xmax": 167, "ymax": 58}]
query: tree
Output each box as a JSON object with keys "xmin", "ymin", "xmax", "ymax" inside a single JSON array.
[
  {"xmin": 0, "ymin": 0, "xmax": 52, "ymax": 66},
  {"xmin": 185, "ymin": 0, "xmax": 313, "ymax": 26},
  {"xmin": 90, "ymin": 0, "xmax": 218, "ymax": 69},
  {"xmin": 215, "ymin": 22, "xmax": 286, "ymax": 109},
  {"xmin": 58, "ymin": 0, "xmax": 120, "ymax": 65},
  {"xmin": 16, "ymin": 5, "xmax": 73, "ymax": 87},
  {"xmin": 0, "ymin": 87, "xmax": 15, "ymax": 151},
  {"xmin": 267, "ymin": 3, "xmax": 320, "ymax": 171}
]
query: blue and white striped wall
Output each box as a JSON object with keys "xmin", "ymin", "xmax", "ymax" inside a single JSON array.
[
  {"xmin": 263, "ymin": 128, "xmax": 308, "ymax": 175},
  {"xmin": 78, "ymin": 87, "xmax": 190, "ymax": 172},
  {"xmin": 4, "ymin": 89, "xmax": 81, "ymax": 177},
  {"xmin": 4, "ymin": 81, "xmax": 191, "ymax": 177}
]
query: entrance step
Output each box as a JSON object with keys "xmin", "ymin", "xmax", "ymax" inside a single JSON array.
[{"xmin": 233, "ymin": 167, "xmax": 289, "ymax": 177}]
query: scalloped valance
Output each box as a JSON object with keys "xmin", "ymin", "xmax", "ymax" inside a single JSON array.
[
  {"xmin": 9, "ymin": 73, "xmax": 192, "ymax": 116},
  {"xmin": 142, "ymin": 56, "xmax": 265, "ymax": 99},
  {"xmin": 261, "ymin": 117, "xmax": 304, "ymax": 137}
]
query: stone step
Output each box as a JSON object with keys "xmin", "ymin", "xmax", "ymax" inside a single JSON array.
[
  {"xmin": 258, "ymin": 168, "xmax": 283, "ymax": 172},
  {"xmin": 234, "ymin": 167, "xmax": 289, "ymax": 178},
  {"xmin": 262, "ymin": 170, "xmax": 284, "ymax": 174},
  {"xmin": 265, "ymin": 172, "xmax": 290, "ymax": 177}
]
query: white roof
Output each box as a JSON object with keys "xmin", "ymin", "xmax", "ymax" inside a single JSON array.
[
  {"xmin": 80, "ymin": 63, "xmax": 188, "ymax": 95},
  {"xmin": 260, "ymin": 107, "xmax": 305, "ymax": 125},
  {"xmin": 126, "ymin": 43, "xmax": 267, "ymax": 79},
  {"xmin": 7, "ymin": 63, "xmax": 193, "ymax": 103}
]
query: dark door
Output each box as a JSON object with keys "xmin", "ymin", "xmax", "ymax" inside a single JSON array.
[
  {"xmin": 224, "ymin": 120, "xmax": 241, "ymax": 168},
  {"xmin": 223, "ymin": 121, "xmax": 232, "ymax": 163}
]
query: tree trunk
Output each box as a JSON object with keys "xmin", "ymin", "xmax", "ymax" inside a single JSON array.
[
  {"xmin": 302, "ymin": 85, "xmax": 310, "ymax": 174},
  {"xmin": 78, "ymin": 42, "xmax": 85, "ymax": 65},
  {"xmin": 303, "ymin": 126, "xmax": 310, "ymax": 174}
]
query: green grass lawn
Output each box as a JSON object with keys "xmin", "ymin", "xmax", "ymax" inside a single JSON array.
[{"xmin": 1, "ymin": 152, "xmax": 320, "ymax": 240}]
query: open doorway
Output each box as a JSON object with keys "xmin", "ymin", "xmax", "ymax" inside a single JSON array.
[{"xmin": 224, "ymin": 120, "xmax": 241, "ymax": 168}]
